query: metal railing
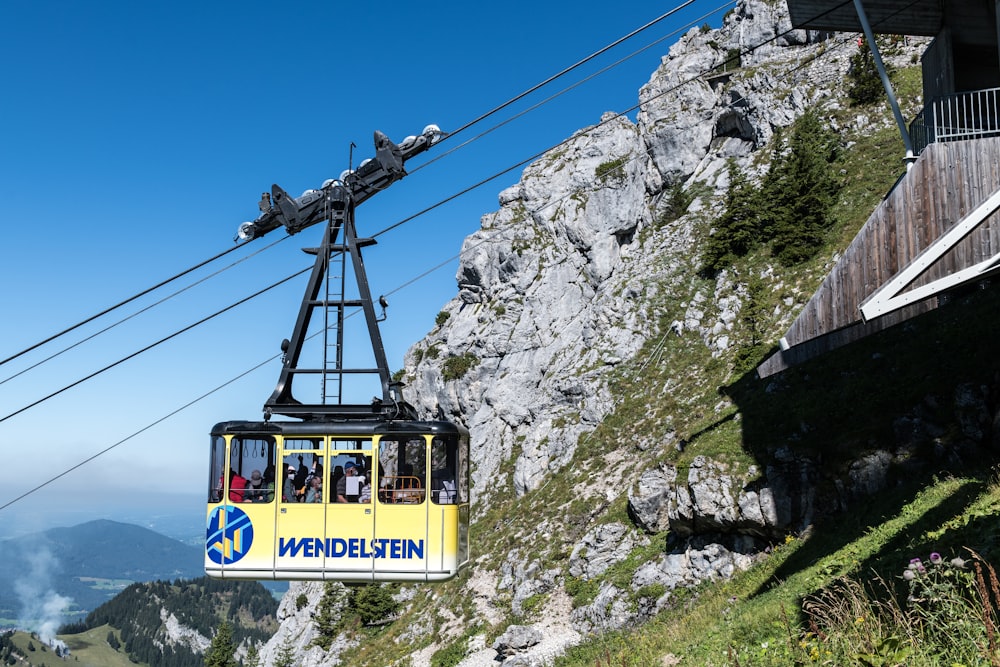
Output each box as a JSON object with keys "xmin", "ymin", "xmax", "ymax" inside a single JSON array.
[{"xmin": 910, "ymin": 87, "xmax": 1000, "ymax": 154}]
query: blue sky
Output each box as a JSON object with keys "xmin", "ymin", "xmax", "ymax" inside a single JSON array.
[{"xmin": 0, "ymin": 0, "xmax": 730, "ymax": 537}]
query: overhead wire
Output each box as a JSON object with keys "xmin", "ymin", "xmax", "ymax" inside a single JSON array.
[
  {"xmin": 0, "ymin": 266, "xmax": 311, "ymax": 425},
  {"xmin": 0, "ymin": 234, "xmax": 291, "ymax": 387},
  {"xmin": 0, "ymin": 353, "xmax": 281, "ymax": 514},
  {"xmin": 433, "ymin": 1, "xmax": 699, "ymax": 149},
  {"xmin": 1, "ymin": 0, "xmax": 880, "ymax": 509},
  {"xmin": 0, "ymin": 240, "xmax": 254, "ymax": 369},
  {"xmin": 409, "ymin": 1, "xmax": 738, "ymax": 179},
  {"xmin": 379, "ymin": 0, "xmax": 868, "ymax": 245}
]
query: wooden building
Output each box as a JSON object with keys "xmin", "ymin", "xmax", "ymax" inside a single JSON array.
[{"xmin": 758, "ymin": 0, "xmax": 1000, "ymax": 377}]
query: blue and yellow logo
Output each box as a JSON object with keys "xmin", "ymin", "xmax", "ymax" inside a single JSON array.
[{"xmin": 206, "ymin": 505, "xmax": 254, "ymax": 565}]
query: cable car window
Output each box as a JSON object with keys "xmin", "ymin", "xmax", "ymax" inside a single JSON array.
[
  {"xmin": 378, "ymin": 437, "xmax": 426, "ymax": 504},
  {"xmin": 430, "ymin": 437, "xmax": 460, "ymax": 504},
  {"xmin": 208, "ymin": 436, "xmax": 226, "ymax": 503},
  {"xmin": 283, "ymin": 437, "xmax": 324, "ymax": 451},
  {"xmin": 329, "ymin": 453, "xmax": 372, "ymax": 502},
  {"xmin": 281, "ymin": 451, "xmax": 323, "ymax": 503},
  {"xmin": 225, "ymin": 436, "xmax": 276, "ymax": 503},
  {"xmin": 459, "ymin": 433, "xmax": 469, "ymax": 504},
  {"xmin": 332, "ymin": 438, "xmax": 372, "ymax": 451}
]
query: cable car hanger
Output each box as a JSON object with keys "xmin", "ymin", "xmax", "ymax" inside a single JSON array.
[{"xmin": 235, "ymin": 124, "xmax": 445, "ymax": 423}]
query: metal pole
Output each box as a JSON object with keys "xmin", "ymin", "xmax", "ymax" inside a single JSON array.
[{"xmin": 853, "ymin": 0, "xmax": 917, "ymax": 167}]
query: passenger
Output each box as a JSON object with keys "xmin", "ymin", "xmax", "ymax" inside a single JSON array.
[
  {"xmin": 432, "ymin": 470, "xmax": 457, "ymax": 504},
  {"xmin": 337, "ymin": 461, "xmax": 362, "ymax": 502},
  {"xmin": 245, "ymin": 470, "xmax": 265, "ymax": 502},
  {"xmin": 293, "ymin": 455, "xmax": 308, "ymax": 492},
  {"xmin": 262, "ymin": 465, "xmax": 276, "ymax": 502},
  {"xmin": 311, "ymin": 453, "xmax": 324, "ymax": 480},
  {"xmin": 359, "ymin": 474, "xmax": 372, "ymax": 503},
  {"xmin": 330, "ymin": 465, "xmax": 344, "ymax": 501},
  {"xmin": 282, "ymin": 465, "xmax": 298, "ymax": 502},
  {"xmin": 227, "ymin": 469, "xmax": 247, "ymax": 503},
  {"xmin": 213, "ymin": 474, "xmax": 225, "ymax": 503},
  {"xmin": 304, "ymin": 476, "xmax": 323, "ymax": 503}
]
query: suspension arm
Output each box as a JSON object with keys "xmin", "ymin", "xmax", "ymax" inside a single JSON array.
[{"xmin": 235, "ymin": 124, "xmax": 444, "ymax": 241}]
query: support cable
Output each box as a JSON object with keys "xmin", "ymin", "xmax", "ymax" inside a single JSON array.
[
  {"xmin": 410, "ymin": 1, "xmax": 736, "ymax": 177},
  {"xmin": 0, "ymin": 235, "xmax": 290, "ymax": 387},
  {"xmin": 0, "ymin": 266, "xmax": 310, "ymax": 425},
  {"xmin": 0, "ymin": 354, "xmax": 280, "ymax": 513},
  {"xmin": 435, "ymin": 2, "xmax": 698, "ymax": 147},
  {"xmin": 0, "ymin": 240, "xmax": 256, "ymax": 369}
]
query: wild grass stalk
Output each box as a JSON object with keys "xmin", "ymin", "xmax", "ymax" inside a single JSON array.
[{"xmin": 787, "ymin": 550, "xmax": 1000, "ymax": 666}]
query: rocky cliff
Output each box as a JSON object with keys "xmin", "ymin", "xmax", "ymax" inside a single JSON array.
[{"xmin": 252, "ymin": 2, "xmax": 994, "ymax": 665}]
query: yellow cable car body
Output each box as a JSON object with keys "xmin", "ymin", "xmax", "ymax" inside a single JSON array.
[{"xmin": 206, "ymin": 420, "xmax": 469, "ymax": 582}]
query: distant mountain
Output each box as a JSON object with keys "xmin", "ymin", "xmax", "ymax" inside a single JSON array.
[{"xmin": 0, "ymin": 519, "xmax": 204, "ymax": 625}]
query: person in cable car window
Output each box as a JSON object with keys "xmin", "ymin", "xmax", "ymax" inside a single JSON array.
[
  {"xmin": 359, "ymin": 474, "xmax": 372, "ymax": 503},
  {"xmin": 282, "ymin": 466, "xmax": 297, "ymax": 502},
  {"xmin": 293, "ymin": 456, "xmax": 308, "ymax": 493},
  {"xmin": 244, "ymin": 470, "xmax": 265, "ymax": 502},
  {"xmin": 330, "ymin": 465, "xmax": 344, "ymax": 500},
  {"xmin": 228, "ymin": 469, "xmax": 246, "ymax": 503},
  {"xmin": 305, "ymin": 476, "xmax": 323, "ymax": 503},
  {"xmin": 432, "ymin": 470, "xmax": 457, "ymax": 504},
  {"xmin": 262, "ymin": 465, "xmax": 276, "ymax": 502},
  {"xmin": 337, "ymin": 461, "xmax": 361, "ymax": 502}
]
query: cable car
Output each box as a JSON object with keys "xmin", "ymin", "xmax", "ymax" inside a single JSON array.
[
  {"xmin": 205, "ymin": 126, "xmax": 471, "ymax": 582},
  {"xmin": 206, "ymin": 419, "xmax": 469, "ymax": 582}
]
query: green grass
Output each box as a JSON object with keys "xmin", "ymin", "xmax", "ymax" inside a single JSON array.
[
  {"xmin": 5, "ymin": 625, "xmax": 139, "ymax": 667},
  {"xmin": 59, "ymin": 625, "xmax": 139, "ymax": 667},
  {"xmin": 553, "ymin": 473, "xmax": 1000, "ymax": 665}
]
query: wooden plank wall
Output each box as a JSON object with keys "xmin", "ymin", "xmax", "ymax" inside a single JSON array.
[{"xmin": 757, "ymin": 137, "xmax": 1000, "ymax": 377}]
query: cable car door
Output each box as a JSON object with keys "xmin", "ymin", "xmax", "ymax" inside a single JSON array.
[
  {"xmin": 326, "ymin": 439, "xmax": 376, "ymax": 580},
  {"xmin": 373, "ymin": 436, "xmax": 428, "ymax": 581},
  {"xmin": 275, "ymin": 439, "xmax": 325, "ymax": 578}
]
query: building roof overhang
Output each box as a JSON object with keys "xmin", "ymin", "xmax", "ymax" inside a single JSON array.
[{"xmin": 786, "ymin": 0, "xmax": 996, "ymax": 44}]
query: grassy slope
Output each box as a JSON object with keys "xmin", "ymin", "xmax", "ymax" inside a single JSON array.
[
  {"xmin": 9, "ymin": 626, "xmax": 139, "ymax": 667},
  {"xmin": 60, "ymin": 625, "xmax": 139, "ymax": 667},
  {"xmin": 556, "ymin": 473, "xmax": 1000, "ymax": 665}
]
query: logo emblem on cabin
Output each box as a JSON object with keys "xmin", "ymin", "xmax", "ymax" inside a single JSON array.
[{"xmin": 206, "ymin": 505, "xmax": 254, "ymax": 564}]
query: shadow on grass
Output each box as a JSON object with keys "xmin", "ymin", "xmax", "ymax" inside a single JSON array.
[
  {"xmin": 757, "ymin": 476, "xmax": 984, "ymax": 597},
  {"xmin": 723, "ymin": 283, "xmax": 1000, "ymax": 600}
]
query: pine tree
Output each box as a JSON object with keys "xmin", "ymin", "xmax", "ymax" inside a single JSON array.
[
  {"xmin": 311, "ymin": 582, "xmax": 345, "ymax": 650},
  {"xmin": 848, "ymin": 37, "xmax": 893, "ymax": 106},
  {"xmin": 203, "ymin": 621, "xmax": 238, "ymax": 667},
  {"xmin": 733, "ymin": 271, "xmax": 772, "ymax": 372},
  {"xmin": 351, "ymin": 583, "xmax": 400, "ymax": 626},
  {"xmin": 701, "ymin": 160, "xmax": 763, "ymax": 274},
  {"xmin": 766, "ymin": 110, "xmax": 841, "ymax": 265},
  {"xmin": 273, "ymin": 637, "xmax": 296, "ymax": 667},
  {"xmin": 243, "ymin": 644, "xmax": 260, "ymax": 667}
]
